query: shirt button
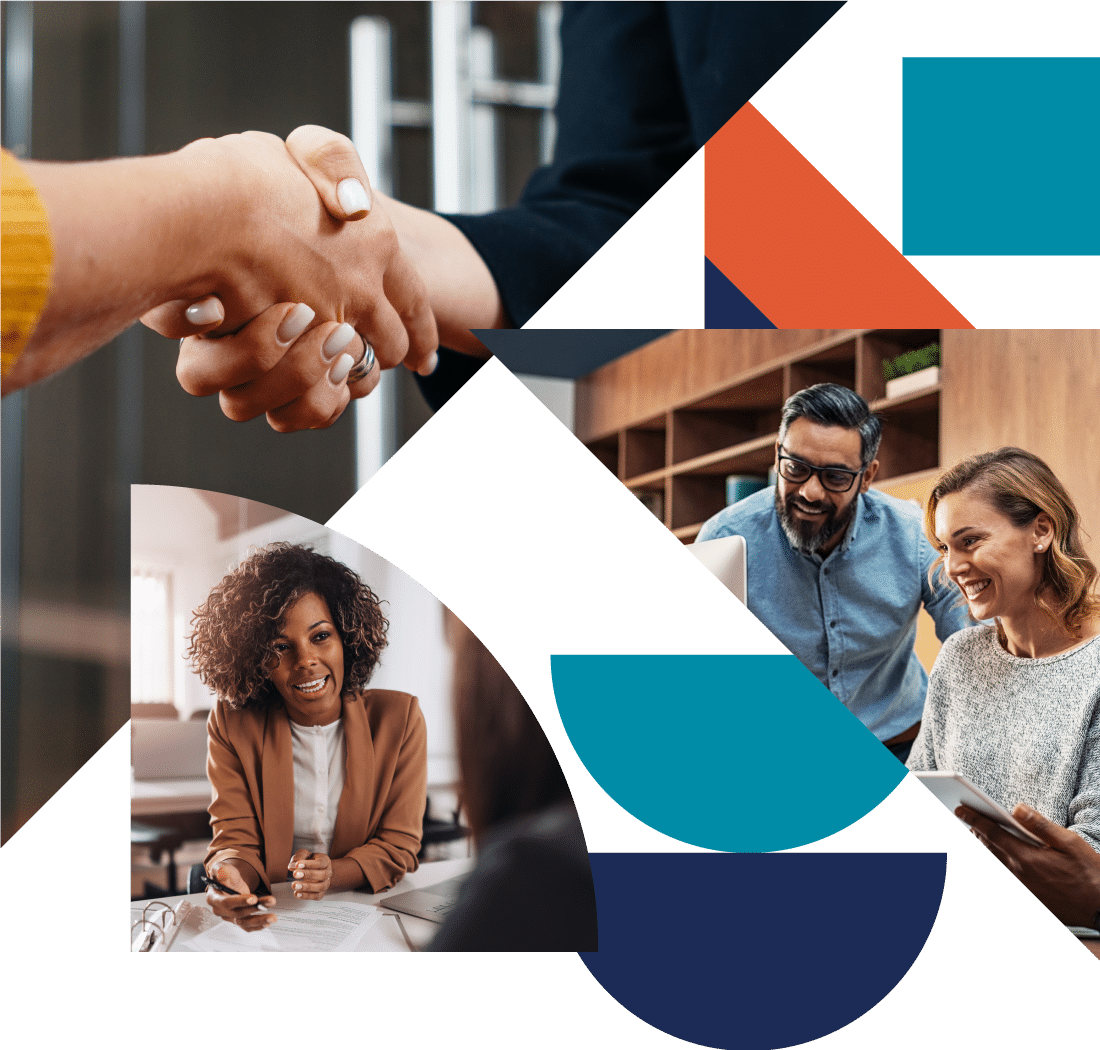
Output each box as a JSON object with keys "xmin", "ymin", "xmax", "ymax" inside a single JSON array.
[
  {"xmin": 823, "ymin": 569, "xmax": 829, "ymax": 576},
  {"xmin": 831, "ymin": 669, "xmax": 838, "ymax": 677},
  {"xmin": 830, "ymin": 620, "xmax": 837, "ymax": 628}
]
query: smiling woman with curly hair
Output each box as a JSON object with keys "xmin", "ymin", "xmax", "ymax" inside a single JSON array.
[{"xmin": 189, "ymin": 542, "xmax": 426, "ymax": 933}]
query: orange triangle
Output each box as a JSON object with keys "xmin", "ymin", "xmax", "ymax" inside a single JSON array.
[{"xmin": 706, "ymin": 104, "xmax": 972, "ymax": 328}]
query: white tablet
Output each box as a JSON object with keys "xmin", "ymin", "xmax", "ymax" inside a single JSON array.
[{"xmin": 914, "ymin": 771, "xmax": 1045, "ymax": 846}]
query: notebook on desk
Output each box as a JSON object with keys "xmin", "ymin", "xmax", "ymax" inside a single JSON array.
[{"xmin": 381, "ymin": 874, "xmax": 468, "ymax": 924}]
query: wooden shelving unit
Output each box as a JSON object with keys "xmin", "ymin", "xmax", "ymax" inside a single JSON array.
[{"xmin": 577, "ymin": 330, "xmax": 943, "ymax": 541}]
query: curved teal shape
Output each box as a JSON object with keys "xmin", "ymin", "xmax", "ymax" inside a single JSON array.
[{"xmin": 552, "ymin": 655, "xmax": 905, "ymax": 852}]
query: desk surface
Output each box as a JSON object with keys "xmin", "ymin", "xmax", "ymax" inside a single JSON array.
[
  {"xmin": 132, "ymin": 856, "xmax": 474, "ymax": 951},
  {"xmin": 131, "ymin": 762, "xmax": 457, "ymax": 818},
  {"xmin": 131, "ymin": 777, "xmax": 211, "ymax": 817}
]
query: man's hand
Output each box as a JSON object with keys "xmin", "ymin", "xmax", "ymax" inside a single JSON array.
[{"xmin": 957, "ymin": 802, "xmax": 1100, "ymax": 926}]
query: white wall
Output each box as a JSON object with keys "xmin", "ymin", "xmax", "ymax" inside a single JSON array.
[{"xmin": 131, "ymin": 485, "xmax": 224, "ymax": 719}]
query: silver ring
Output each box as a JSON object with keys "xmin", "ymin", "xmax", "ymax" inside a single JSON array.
[{"xmin": 347, "ymin": 339, "xmax": 376, "ymax": 383}]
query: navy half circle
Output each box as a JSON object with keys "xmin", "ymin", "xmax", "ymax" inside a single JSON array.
[{"xmin": 581, "ymin": 852, "xmax": 947, "ymax": 1049}]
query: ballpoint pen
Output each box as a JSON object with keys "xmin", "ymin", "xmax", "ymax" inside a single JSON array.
[{"xmin": 199, "ymin": 872, "xmax": 271, "ymax": 912}]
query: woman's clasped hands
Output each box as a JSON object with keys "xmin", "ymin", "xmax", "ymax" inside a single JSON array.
[
  {"xmin": 141, "ymin": 124, "xmax": 439, "ymax": 432},
  {"xmin": 287, "ymin": 848, "xmax": 336, "ymax": 901}
]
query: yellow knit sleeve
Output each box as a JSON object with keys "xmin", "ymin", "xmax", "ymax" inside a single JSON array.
[{"xmin": 2, "ymin": 149, "xmax": 54, "ymax": 379}]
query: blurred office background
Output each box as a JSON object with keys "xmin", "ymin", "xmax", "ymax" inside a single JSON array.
[
  {"xmin": 1, "ymin": 1, "xmax": 569, "ymax": 841},
  {"xmin": 129, "ymin": 485, "xmax": 463, "ymax": 898}
]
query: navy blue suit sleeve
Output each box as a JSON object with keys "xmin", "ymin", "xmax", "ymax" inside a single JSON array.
[
  {"xmin": 444, "ymin": 2, "xmax": 844, "ymax": 330},
  {"xmin": 419, "ymin": 2, "xmax": 844, "ymax": 408},
  {"xmin": 444, "ymin": 2, "xmax": 693, "ymax": 329}
]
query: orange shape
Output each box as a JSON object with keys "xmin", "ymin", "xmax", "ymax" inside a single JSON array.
[{"xmin": 706, "ymin": 104, "xmax": 972, "ymax": 328}]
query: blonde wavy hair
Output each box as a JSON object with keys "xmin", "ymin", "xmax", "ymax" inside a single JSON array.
[{"xmin": 925, "ymin": 447, "xmax": 1100, "ymax": 637}]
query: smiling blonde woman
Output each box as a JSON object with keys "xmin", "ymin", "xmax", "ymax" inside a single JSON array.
[
  {"xmin": 187, "ymin": 542, "xmax": 426, "ymax": 932},
  {"xmin": 908, "ymin": 448, "xmax": 1100, "ymax": 858}
]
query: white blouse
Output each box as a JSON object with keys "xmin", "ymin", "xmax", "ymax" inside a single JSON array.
[{"xmin": 289, "ymin": 717, "xmax": 347, "ymax": 856}]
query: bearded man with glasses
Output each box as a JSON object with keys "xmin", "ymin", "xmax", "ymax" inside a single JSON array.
[{"xmin": 697, "ymin": 383, "xmax": 971, "ymax": 762}]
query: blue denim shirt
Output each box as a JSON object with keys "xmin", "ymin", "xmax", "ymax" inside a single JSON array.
[{"xmin": 697, "ymin": 487, "xmax": 972, "ymax": 741}]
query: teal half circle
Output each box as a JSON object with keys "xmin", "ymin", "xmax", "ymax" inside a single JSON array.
[{"xmin": 552, "ymin": 655, "xmax": 906, "ymax": 852}]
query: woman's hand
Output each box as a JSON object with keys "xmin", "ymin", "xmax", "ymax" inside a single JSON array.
[
  {"xmin": 146, "ymin": 126, "xmax": 438, "ymax": 373},
  {"xmin": 205, "ymin": 863, "xmax": 277, "ymax": 932},
  {"xmin": 175, "ymin": 301, "xmax": 381, "ymax": 431},
  {"xmin": 957, "ymin": 802, "xmax": 1100, "ymax": 926},
  {"xmin": 288, "ymin": 849, "xmax": 335, "ymax": 901}
]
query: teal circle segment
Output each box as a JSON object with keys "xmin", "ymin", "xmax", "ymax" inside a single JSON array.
[{"xmin": 551, "ymin": 655, "xmax": 906, "ymax": 851}]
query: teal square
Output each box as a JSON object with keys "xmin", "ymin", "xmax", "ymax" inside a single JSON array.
[{"xmin": 903, "ymin": 57, "xmax": 1100, "ymax": 255}]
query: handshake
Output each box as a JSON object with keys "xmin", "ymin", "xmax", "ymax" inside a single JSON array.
[
  {"xmin": 141, "ymin": 125, "xmax": 438, "ymax": 433},
  {"xmin": 6, "ymin": 124, "xmax": 496, "ymax": 430}
]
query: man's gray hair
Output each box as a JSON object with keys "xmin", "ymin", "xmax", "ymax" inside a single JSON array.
[{"xmin": 779, "ymin": 384, "xmax": 882, "ymax": 466}]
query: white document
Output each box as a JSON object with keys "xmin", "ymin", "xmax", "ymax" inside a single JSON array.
[{"xmin": 187, "ymin": 899, "xmax": 384, "ymax": 952}]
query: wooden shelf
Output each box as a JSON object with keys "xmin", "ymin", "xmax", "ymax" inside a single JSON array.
[
  {"xmin": 669, "ymin": 433, "xmax": 777, "ymax": 479},
  {"xmin": 874, "ymin": 466, "xmax": 944, "ymax": 507},
  {"xmin": 870, "ymin": 383, "xmax": 942, "ymax": 415},
  {"xmin": 624, "ymin": 467, "xmax": 667, "ymax": 491},
  {"xmin": 582, "ymin": 329, "xmax": 944, "ymax": 542},
  {"xmin": 875, "ymin": 466, "xmax": 943, "ymax": 491}
]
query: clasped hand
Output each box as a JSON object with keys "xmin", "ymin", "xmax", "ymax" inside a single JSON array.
[
  {"xmin": 288, "ymin": 848, "xmax": 334, "ymax": 901},
  {"xmin": 141, "ymin": 125, "xmax": 439, "ymax": 432}
]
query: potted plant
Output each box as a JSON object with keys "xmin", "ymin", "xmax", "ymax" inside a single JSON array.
[{"xmin": 883, "ymin": 342, "xmax": 940, "ymax": 399}]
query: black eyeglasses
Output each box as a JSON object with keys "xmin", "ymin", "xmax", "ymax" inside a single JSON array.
[{"xmin": 777, "ymin": 446, "xmax": 866, "ymax": 493}]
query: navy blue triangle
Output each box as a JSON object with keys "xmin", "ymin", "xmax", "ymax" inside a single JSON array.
[{"xmin": 705, "ymin": 257, "xmax": 775, "ymax": 328}]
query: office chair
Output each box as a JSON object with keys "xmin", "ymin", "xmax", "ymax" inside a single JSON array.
[
  {"xmin": 131, "ymin": 820, "xmax": 185, "ymax": 897},
  {"xmin": 418, "ymin": 798, "xmax": 469, "ymax": 859}
]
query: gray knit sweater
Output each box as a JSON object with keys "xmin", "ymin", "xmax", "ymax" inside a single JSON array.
[{"xmin": 908, "ymin": 626, "xmax": 1100, "ymax": 851}]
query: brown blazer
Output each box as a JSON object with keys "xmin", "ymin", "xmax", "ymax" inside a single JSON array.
[{"xmin": 205, "ymin": 689, "xmax": 426, "ymax": 893}]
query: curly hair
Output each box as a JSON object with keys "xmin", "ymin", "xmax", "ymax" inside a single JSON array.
[
  {"xmin": 188, "ymin": 542, "xmax": 389, "ymax": 710},
  {"xmin": 925, "ymin": 448, "xmax": 1100, "ymax": 638}
]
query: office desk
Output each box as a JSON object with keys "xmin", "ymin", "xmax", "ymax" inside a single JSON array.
[
  {"xmin": 131, "ymin": 776, "xmax": 210, "ymax": 818},
  {"xmin": 132, "ymin": 856, "xmax": 474, "ymax": 951},
  {"xmin": 132, "ymin": 769, "xmax": 458, "ymax": 819}
]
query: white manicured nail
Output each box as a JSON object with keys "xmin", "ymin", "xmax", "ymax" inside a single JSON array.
[
  {"xmin": 277, "ymin": 303, "xmax": 315, "ymax": 343},
  {"xmin": 336, "ymin": 178, "xmax": 371, "ymax": 217},
  {"xmin": 321, "ymin": 323, "xmax": 356, "ymax": 360},
  {"xmin": 185, "ymin": 298, "xmax": 222, "ymax": 326},
  {"xmin": 330, "ymin": 353, "xmax": 355, "ymax": 383},
  {"xmin": 417, "ymin": 351, "xmax": 439, "ymax": 376}
]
